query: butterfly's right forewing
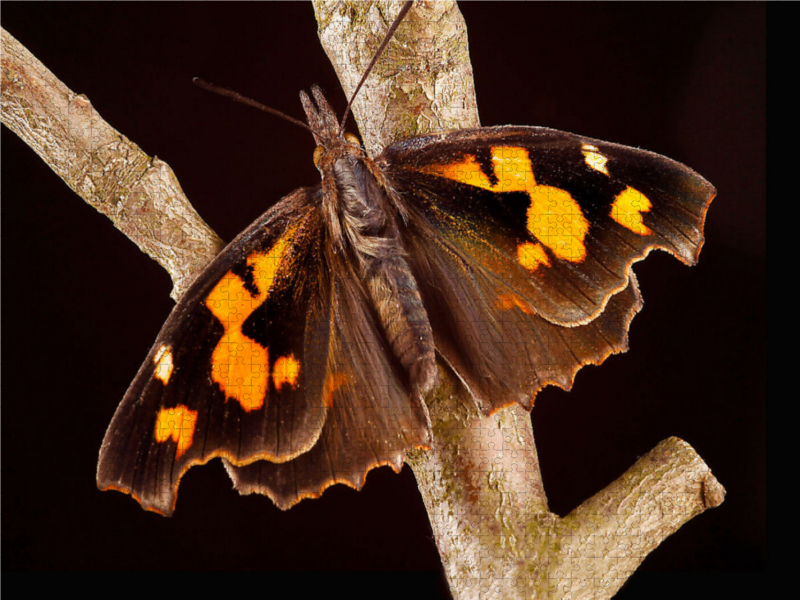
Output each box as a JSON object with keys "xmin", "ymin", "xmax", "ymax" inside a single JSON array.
[
  {"xmin": 380, "ymin": 126, "xmax": 715, "ymax": 327},
  {"xmin": 379, "ymin": 125, "xmax": 714, "ymax": 414}
]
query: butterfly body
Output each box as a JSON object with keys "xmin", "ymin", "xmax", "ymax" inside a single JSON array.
[
  {"xmin": 97, "ymin": 82, "xmax": 714, "ymax": 515},
  {"xmin": 306, "ymin": 88, "xmax": 439, "ymax": 406}
]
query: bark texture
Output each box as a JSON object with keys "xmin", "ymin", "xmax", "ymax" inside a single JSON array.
[
  {"xmin": 2, "ymin": 3, "xmax": 724, "ymax": 598},
  {"xmin": 1, "ymin": 28, "xmax": 223, "ymax": 300}
]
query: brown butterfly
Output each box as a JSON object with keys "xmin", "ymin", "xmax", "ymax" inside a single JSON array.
[{"xmin": 96, "ymin": 2, "xmax": 715, "ymax": 516}]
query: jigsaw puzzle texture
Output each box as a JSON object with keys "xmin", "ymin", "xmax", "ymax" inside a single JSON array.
[{"xmin": 4, "ymin": 2, "xmax": 756, "ymax": 596}]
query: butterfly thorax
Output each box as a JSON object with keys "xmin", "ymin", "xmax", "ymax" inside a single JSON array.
[{"xmin": 302, "ymin": 86, "xmax": 438, "ymax": 400}]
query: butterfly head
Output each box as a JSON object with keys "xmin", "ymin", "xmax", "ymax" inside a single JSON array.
[{"xmin": 301, "ymin": 85, "xmax": 364, "ymax": 175}]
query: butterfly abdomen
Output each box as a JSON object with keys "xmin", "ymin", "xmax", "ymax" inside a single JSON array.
[
  {"xmin": 333, "ymin": 156, "xmax": 437, "ymax": 399},
  {"xmin": 365, "ymin": 254, "xmax": 437, "ymax": 399}
]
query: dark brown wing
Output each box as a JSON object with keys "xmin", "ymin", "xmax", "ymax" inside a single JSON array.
[
  {"xmin": 403, "ymin": 217, "xmax": 643, "ymax": 414},
  {"xmin": 378, "ymin": 126, "xmax": 714, "ymax": 413},
  {"xmin": 98, "ymin": 187, "xmax": 431, "ymax": 514},
  {"xmin": 97, "ymin": 188, "xmax": 334, "ymax": 515},
  {"xmin": 222, "ymin": 243, "xmax": 431, "ymax": 510},
  {"xmin": 379, "ymin": 126, "xmax": 715, "ymax": 326}
]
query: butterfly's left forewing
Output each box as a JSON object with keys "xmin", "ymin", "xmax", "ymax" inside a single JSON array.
[
  {"xmin": 98, "ymin": 185, "xmax": 432, "ymax": 514},
  {"xmin": 97, "ymin": 188, "xmax": 333, "ymax": 516}
]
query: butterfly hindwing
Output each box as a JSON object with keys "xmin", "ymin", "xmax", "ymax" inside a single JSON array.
[
  {"xmin": 98, "ymin": 186, "xmax": 433, "ymax": 514},
  {"xmin": 97, "ymin": 188, "xmax": 334, "ymax": 516},
  {"xmin": 224, "ymin": 242, "xmax": 431, "ymax": 510},
  {"xmin": 402, "ymin": 213, "xmax": 644, "ymax": 414},
  {"xmin": 379, "ymin": 126, "xmax": 716, "ymax": 326},
  {"xmin": 379, "ymin": 125, "xmax": 714, "ymax": 413}
]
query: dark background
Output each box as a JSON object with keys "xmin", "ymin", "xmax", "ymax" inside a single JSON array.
[{"xmin": 3, "ymin": 2, "xmax": 764, "ymax": 598}]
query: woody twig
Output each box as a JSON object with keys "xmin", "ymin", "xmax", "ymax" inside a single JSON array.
[{"xmin": 1, "ymin": 27, "xmax": 223, "ymax": 300}]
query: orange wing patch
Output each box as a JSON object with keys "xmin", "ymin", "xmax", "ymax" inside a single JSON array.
[
  {"xmin": 517, "ymin": 242, "xmax": 550, "ymax": 272},
  {"xmin": 496, "ymin": 292, "xmax": 535, "ymax": 315},
  {"xmin": 581, "ymin": 144, "xmax": 610, "ymax": 175},
  {"xmin": 155, "ymin": 405, "xmax": 198, "ymax": 459},
  {"xmin": 323, "ymin": 373, "xmax": 351, "ymax": 408},
  {"xmin": 417, "ymin": 146, "xmax": 589, "ymax": 265},
  {"xmin": 205, "ymin": 226, "xmax": 299, "ymax": 412},
  {"xmin": 273, "ymin": 354, "xmax": 301, "ymax": 391},
  {"xmin": 611, "ymin": 186, "xmax": 652, "ymax": 235},
  {"xmin": 153, "ymin": 345, "xmax": 174, "ymax": 384},
  {"xmin": 418, "ymin": 154, "xmax": 495, "ymax": 189}
]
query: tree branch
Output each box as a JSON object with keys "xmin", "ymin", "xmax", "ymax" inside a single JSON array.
[
  {"xmin": 1, "ymin": 27, "xmax": 223, "ymax": 300},
  {"xmin": 313, "ymin": 0, "xmax": 480, "ymax": 156}
]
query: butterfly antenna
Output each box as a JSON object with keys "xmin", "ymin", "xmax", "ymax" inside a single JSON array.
[
  {"xmin": 193, "ymin": 78, "xmax": 314, "ymax": 134},
  {"xmin": 339, "ymin": 0, "xmax": 414, "ymax": 131}
]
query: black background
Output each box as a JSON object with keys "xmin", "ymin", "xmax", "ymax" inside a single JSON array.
[{"xmin": 2, "ymin": 2, "xmax": 764, "ymax": 598}]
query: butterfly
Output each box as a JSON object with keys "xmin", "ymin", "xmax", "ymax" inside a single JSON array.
[{"xmin": 96, "ymin": 2, "xmax": 716, "ymax": 516}]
